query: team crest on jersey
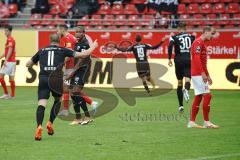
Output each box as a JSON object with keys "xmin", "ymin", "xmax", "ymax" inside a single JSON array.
[{"xmin": 196, "ymin": 46, "xmax": 201, "ymax": 53}]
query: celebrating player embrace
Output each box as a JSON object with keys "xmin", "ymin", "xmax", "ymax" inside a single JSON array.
[
  {"xmin": 26, "ymin": 34, "xmax": 98, "ymax": 141},
  {"xmin": 188, "ymin": 26, "xmax": 219, "ymax": 129}
]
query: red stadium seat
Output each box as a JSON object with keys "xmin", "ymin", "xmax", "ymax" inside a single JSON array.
[
  {"xmin": 232, "ymin": 14, "xmax": 240, "ymax": 24},
  {"xmin": 103, "ymin": 15, "xmax": 114, "ymax": 25},
  {"xmin": 212, "ymin": 25, "xmax": 221, "ymax": 28},
  {"xmin": 133, "ymin": 25, "xmax": 142, "ymax": 30},
  {"xmin": 89, "ymin": 15, "xmax": 102, "ymax": 25},
  {"xmin": 50, "ymin": 4, "xmax": 67, "ymax": 15},
  {"xmin": 206, "ymin": 0, "xmax": 220, "ymax": 2},
  {"xmin": 220, "ymin": 0, "xmax": 232, "ymax": 2},
  {"xmin": 177, "ymin": 4, "xmax": 186, "ymax": 14},
  {"xmin": 181, "ymin": 0, "xmax": 191, "ymax": 3},
  {"xmin": 205, "ymin": 14, "xmax": 217, "ymax": 25},
  {"xmin": 41, "ymin": 14, "xmax": 53, "ymax": 26},
  {"xmin": 77, "ymin": 16, "xmax": 89, "ymax": 25},
  {"xmin": 188, "ymin": 4, "xmax": 200, "ymax": 14},
  {"xmin": 128, "ymin": 15, "xmax": 139, "ymax": 26},
  {"xmin": 64, "ymin": 0, "xmax": 75, "ymax": 5},
  {"xmin": 224, "ymin": 24, "xmax": 235, "ymax": 28},
  {"xmin": 201, "ymin": 3, "xmax": 212, "ymax": 13},
  {"xmin": 132, "ymin": 0, "xmax": 146, "ymax": 4},
  {"xmin": 111, "ymin": 4, "xmax": 123, "ymax": 14},
  {"xmin": 30, "ymin": 14, "xmax": 41, "ymax": 26},
  {"xmin": 97, "ymin": 4, "xmax": 111, "ymax": 14},
  {"xmin": 8, "ymin": 4, "xmax": 18, "ymax": 14},
  {"xmin": 227, "ymin": 3, "xmax": 239, "ymax": 13},
  {"xmin": 191, "ymin": 14, "xmax": 204, "ymax": 26},
  {"xmin": 147, "ymin": 8, "xmax": 157, "ymax": 14},
  {"xmin": 34, "ymin": 25, "xmax": 43, "ymax": 29},
  {"xmin": 98, "ymin": 0, "xmax": 106, "ymax": 4},
  {"xmin": 48, "ymin": 0, "xmax": 58, "ymax": 5},
  {"xmin": 106, "ymin": 25, "xmax": 117, "ymax": 29},
  {"xmin": 140, "ymin": 15, "xmax": 154, "ymax": 26},
  {"xmin": 232, "ymin": 0, "xmax": 239, "ymax": 2},
  {"xmin": 124, "ymin": 4, "xmax": 138, "ymax": 14},
  {"xmin": 54, "ymin": 15, "xmax": 65, "ymax": 25},
  {"xmin": 213, "ymin": 3, "xmax": 225, "ymax": 13},
  {"xmin": 194, "ymin": 0, "xmax": 207, "ymax": 3},
  {"xmin": 115, "ymin": 15, "xmax": 126, "ymax": 25},
  {"xmin": 179, "ymin": 14, "xmax": 190, "ymax": 24},
  {"xmin": 218, "ymin": 14, "xmax": 230, "ymax": 25}
]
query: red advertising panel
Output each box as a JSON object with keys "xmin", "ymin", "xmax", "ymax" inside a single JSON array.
[{"xmin": 38, "ymin": 31, "xmax": 240, "ymax": 59}]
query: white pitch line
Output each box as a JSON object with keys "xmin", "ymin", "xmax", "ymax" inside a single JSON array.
[{"xmin": 185, "ymin": 153, "xmax": 240, "ymax": 160}]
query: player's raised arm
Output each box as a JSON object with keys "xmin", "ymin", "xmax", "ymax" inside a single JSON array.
[
  {"xmin": 74, "ymin": 40, "xmax": 98, "ymax": 58},
  {"xmin": 147, "ymin": 35, "xmax": 169, "ymax": 50},
  {"xmin": 167, "ymin": 36, "xmax": 174, "ymax": 66}
]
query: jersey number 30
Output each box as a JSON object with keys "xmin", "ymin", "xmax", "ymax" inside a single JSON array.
[
  {"xmin": 48, "ymin": 51, "xmax": 55, "ymax": 66},
  {"xmin": 179, "ymin": 37, "xmax": 191, "ymax": 50}
]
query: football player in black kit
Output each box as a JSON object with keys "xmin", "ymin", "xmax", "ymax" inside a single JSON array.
[
  {"xmin": 68, "ymin": 26, "xmax": 95, "ymax": 125},
  {"xmin": 168, "ymin": 22, "xmax": 195, "ymax": 113},
  {"xmin": 116, "ymin": 34, "xmax": 168, "ymax": 95},
  {"xmin": 26, "ymin": 34, "xmax": 98, "ymax": 141}
]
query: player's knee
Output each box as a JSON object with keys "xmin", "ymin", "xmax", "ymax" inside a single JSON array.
[
  {"xmin": 0, "ymin": 77, "xmax": 4, "ymax": 82},
  {"xmin": 177, "ymin": 80, "xmax": 183, "ymax": 87},
  {"xmin": 204, "ymin": 93, "xmax": 212, "ymax": 99},
  {"xmin": 177, "ymin": 85, "xmax": 183, "ymax": 90}
]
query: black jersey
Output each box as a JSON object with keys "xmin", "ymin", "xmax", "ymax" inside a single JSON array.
[
  {"xmin": 74, "ymin": 37, "xmax": 91, "ymax": 65},
  {"xmin": 168, "ymin": 32, "xmax": 195, "ymax": 61},
  {"xmin": 126, "ymin": 42, "xmax": 163, "ymax": 62},
  {"xmin": 31, "ymin": 45, "xmax": 75, "ymax": 77}
]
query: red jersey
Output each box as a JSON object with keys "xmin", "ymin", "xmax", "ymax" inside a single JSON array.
[
  {"xmin": 5, "ymin": 36, "xmax": 16, "ymax": 62},
  {"xmin": 191, "ymin": 37, "xmax": 209, "ymax": 76},
  {"xmin": 60, "ymin": 33, "xmax": 77, "ymax": 69}
]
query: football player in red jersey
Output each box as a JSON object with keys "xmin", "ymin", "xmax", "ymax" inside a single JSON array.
[
  {"xmin": 0, "ymin": 25, "xmax": 16, "ymax": 99},
  {"xmin": 188, "ymin": 26, "xmax": 219, "ymax": 129},
  {"xmin": 57, "ymin": 24, "xmax": 77, "ymax": 116}
]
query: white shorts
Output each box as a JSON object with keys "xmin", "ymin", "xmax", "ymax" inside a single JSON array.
[
  {"xmin": 0, "ymin": 62, "xmax": 16, "ymax": 76},
  {"xmin": 192, "ymin": 76, "xmax": 210, "ymax": 95},
  {"xmin": 63, "ymin": 68, "xmax": 74, "ymax": 86}
]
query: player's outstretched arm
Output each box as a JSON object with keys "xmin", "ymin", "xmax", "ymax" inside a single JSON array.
[
  {"xmin": 26, "ymin": 60, "xmax": 34, "ymax": 68},
  {"xmin": 74, "ymin": 40, "xmax": 98, "ymax": 58}
]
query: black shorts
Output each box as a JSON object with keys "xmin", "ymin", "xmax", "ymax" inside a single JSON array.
[
  {"xmin": 70, "ymin": 64, "xmax": 91, "ymax": 87},
  {"xmin": 174, "ymin": 59, "xmax": 191, "ymax": 80},
  {"xmin": 38, "ymin": 76, "xmax": 62, "ymax": 100},
  {"xmin": 136, "ymin": 62, "xmax": 150, "ymax": 78}
]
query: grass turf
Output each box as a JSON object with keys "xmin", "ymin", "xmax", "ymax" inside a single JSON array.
[{"xmin": 0, "ymin": 87, "xmax": 239, "ymax": 160}]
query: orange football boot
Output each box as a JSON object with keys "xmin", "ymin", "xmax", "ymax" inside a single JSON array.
[{"xmin": 46, "ymin": 121, "xmax": 54, "ymax": 135}]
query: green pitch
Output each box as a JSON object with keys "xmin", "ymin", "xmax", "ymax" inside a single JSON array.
[{"xmin": 0, "ymin": 87, "xmax": 239, "ymax": 160}]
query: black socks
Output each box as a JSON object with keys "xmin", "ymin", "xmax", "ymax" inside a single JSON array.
[
  {"xmin": 36, "ymin": 105, "xmax": 45, "ymax": 126},
  {"xmin": 185, "ymin": 82, "xmax": 191, "ymax": 91},
  {"xmin": 177, "ymin": 86, "xmax": 183, "ymax": 106},
  {"xmin": 49, "ymin": 100, "xmax": 61, "ymax": 123},
  {"xmin": 143, "ymin": 81, "xmax": 150, "ymax": 93}
]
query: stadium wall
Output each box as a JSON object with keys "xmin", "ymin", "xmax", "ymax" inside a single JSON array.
[{"xmin": 0, "ymin": 30, "xmax": 239, "ymax": 89}]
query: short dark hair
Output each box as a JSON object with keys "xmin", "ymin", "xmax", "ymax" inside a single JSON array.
[
  {"xmin": 178, "ymin": 22, "xmax": 186, "ymax": 30},
  {"xmin": 76, "ymin": 26, "xmax": 85, "ymax": 33},
  {"xmin": 5, "ymin": 25, "xmax": 13, "ymax": 32},
  {"xmin": 203, "ymin": 26, "xmax": 212, "ymax": 33},
  {"xmin": 135, "ymin": 34, "xmax": 142, "ymax": 42},
  {"xmin": 58, "ymin": 24, "xmax": 68, "ymax": 30},
  {"xmin": 50, "ymin": 33, "xmax": 60, "ymax": 44}
]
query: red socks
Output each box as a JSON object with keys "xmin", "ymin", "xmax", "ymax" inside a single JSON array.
[
  {"xmin": 63, "ymin": 92, "xmax": 69, "ymax": 110},
  {"xmin": 190, "ymin": 95, "xmax": 202, "ymax": 121},
  {"xmin": 80, "ymin": 92, "xmax": 93, "ymax": 105},
  {"xmin": 9, "ymin": 80, "xmax": 15, "ymax": 97},
  {"xmin": 203, "ymin": 94, "xmax": 212, "ymax": 121},
  {"xmin": 0, "ymin": 78, "xmax": 8, "ymax": 94}
]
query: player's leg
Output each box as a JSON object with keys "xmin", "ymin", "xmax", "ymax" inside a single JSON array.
[
  {"xmin": 141, "ymin": 76, "xmax": 150, "ymax": 94},
  {"xmin": 35, "ymin": 77, "xmax": 50, "ymax": 140},
  {"xmin": 202, "ymin": 92, "xmax": 219, "ymax": 128},
  {"xmin": 182, "ymin": 61, "xmax": 191, "ymax": 102},
  {"xmin": 0, "ymin": 73, "xmax": 8, "ymax": 98},
  {"xmin": 145, "ymin": 63, "xmax": 155, "ymax": 89},
  {"xmin": 188, "ymin": 76, "xmax": 204, "ymax": 128},
  {"xmin": 174, "ymin": 61, "xmax": 184, "ymax": 112},
  {"xmin": 47, "ymin": 96, "xmax": 61, "ymax": 135},
  {"xmin": 8, "ymin": 75, "xmax": 15, "ymax": 98},
  {"xmin": 177, "ymin": 80, "xmax": 184, "ymax": 112}
]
